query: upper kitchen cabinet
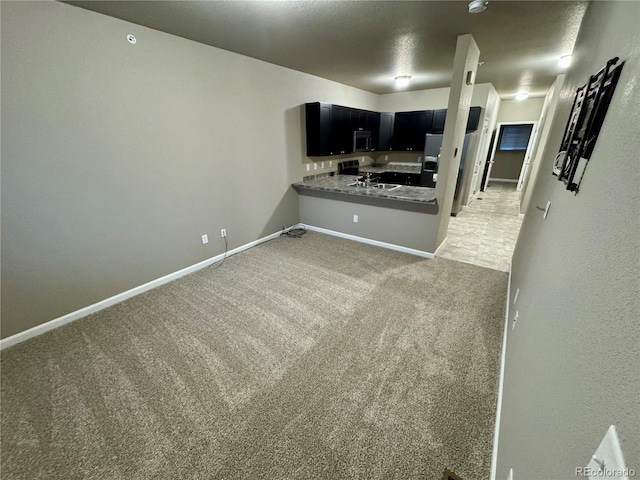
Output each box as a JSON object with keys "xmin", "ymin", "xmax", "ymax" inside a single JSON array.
[
  {"xmin": 304, "ymin": 103, "xmax": 353, "ymax": 156},
  {"xmin": 305, "ymin": 102, "xmax": 333, "ymax": 156},
  {"xmin": 466, "ymin": 106, "xmax": 481, "ymax": 133},
  {"xmin": 306, "ymin": 103, "xmax": 379, "ymax": 156},
  {"xmin": 330, "ymin": 105, "xmax": 353, "ymax": 155},
  {"xmin": 377, "ymin": 112, "xmax": 395, "ymax": 151},
  {"xmin": 431, "ymin": 109, "xmax": 447, "ymax": 134},
  {"xmin": 392, "ymin": 110, "xmax": 434, "ymax": 151},
  {"xmin": 430, "ymin": 106, "xmax": 482, "ymax": 134}
]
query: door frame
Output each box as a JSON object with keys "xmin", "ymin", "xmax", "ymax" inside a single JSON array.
[{"xmin": 484, "ymin": 121, "xmax": 538, "ymax": 191}]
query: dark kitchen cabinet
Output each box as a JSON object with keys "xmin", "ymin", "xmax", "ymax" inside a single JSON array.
[
  {"xmin": 378, "ymin": 112, "xmax": 395, "ymax": 151},
  {"xmin": 431, "ymin": 109, "xmax": 447, "ymax": 134},
  {"xmin": 305, "ymin": 102, "xmax": 482, "ymax": 156},
  {"xmin": 380, "ymin": 171, "xmax": 421, "ymax": 186},
  {"xmin": 430, "ymin": 106, "xmax": 482, "ymax": 135},
  {"xmin": 352, "ymin": 109, "xmax": 378, "ymax": 132},
  {"xmin": 331, "ymin": 105, "xmax": 352, "ymax": 155},
  {"xmin": 392, "ymin": 110, "xmax": 434, "ymax": 151},
  {"xmin": 305, "ymin": 102, "xmax": 333, "ymax": 156},
  {"xmin": 466, "ymin": 106, "xmax": 481, "ymax": 133}
]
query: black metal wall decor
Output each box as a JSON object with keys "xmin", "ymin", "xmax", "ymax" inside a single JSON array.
[{"xmin": 552, "ymin": 57, "xmax": 624, "ymax": 194}]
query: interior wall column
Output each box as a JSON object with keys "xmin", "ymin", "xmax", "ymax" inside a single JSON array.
[{"xmin": 435, "ymin": 34, "xmax": 480, "ymax": 247}]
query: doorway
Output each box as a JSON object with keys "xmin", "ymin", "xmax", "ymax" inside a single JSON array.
[{"xmin": 483, "ymin": 122, "xmax": 538, "ymax": 192}]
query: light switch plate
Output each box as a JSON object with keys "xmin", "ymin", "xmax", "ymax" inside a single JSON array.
[
  {"xmin": 353, "ymin": 214, "xmax": 358, "ymax": 223},
  {"xmin": 585, "ymin": 425, "xmax": 628, "ymax": 479}
]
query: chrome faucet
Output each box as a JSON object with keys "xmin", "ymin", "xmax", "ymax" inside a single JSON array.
[{"xmin": 365, "ymin": 172, "xmax": 371, "ymax": 188}]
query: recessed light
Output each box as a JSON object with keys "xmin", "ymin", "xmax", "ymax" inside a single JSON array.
[
  {"xmin": 394, "ymin": 75, "xmax": 412, "ymax": 88},
  {"xmin": 468, "ymin": 0, "xmax": 488, "ymax": 13},
  {"xmin": 558, "ymin": 55, "xmax": 572, "ymax": 68},
  {"xmin": 515, "ymin": 92, "xmax": 529, "ymax": 101}
]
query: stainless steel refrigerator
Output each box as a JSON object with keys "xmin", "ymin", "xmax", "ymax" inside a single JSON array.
[{"xmin": 420, "ymin": 133, "xmax": 474, "ymax": 216}]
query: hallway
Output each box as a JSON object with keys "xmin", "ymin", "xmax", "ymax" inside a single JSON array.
[{"xmin": 436, "ymin": 182, "xmax": 523, "ymax": 272}]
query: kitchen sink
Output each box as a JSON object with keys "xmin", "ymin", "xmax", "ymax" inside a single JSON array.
[
  {"xmin": 371, "ymin": 183, "xmax": 402, "ymax": 191},
  {"xmin": 346, "ymin": 181, "xmax": 402, "ymax": 191}
]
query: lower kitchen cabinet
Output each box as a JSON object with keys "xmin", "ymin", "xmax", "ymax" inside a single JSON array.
[{"xmin": 380, "ymin": 172, "xmax": 421, "ymax": 186}]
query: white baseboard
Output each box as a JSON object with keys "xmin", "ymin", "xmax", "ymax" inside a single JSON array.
[
  {"xmin": 433, "ymin": 237, "xmax": 447, "ymax": 257},
  {"xmin": 490, "ymin": 258, "xmax": 512, "ymax": 480},
  {"xmin": 300, "ymin": 224, "xmax": 435, "ymax": 259},
  {"xmin": 0, "ymin": 226, "xmax": 295, "ymax": 351},
  {"xmin": 489, "ymin": 178, "xmax": 518, "ymax": 183}
]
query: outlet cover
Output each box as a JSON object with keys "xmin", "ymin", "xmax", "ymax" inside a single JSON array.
[
  {"xmin": 585, "ymin": 425, "xmax": 628, "ymax": 479},
  {"xmin": 201, "ymin": 234, "xmax": 208, "ymax": 244},
  {"xmin": 353, "ymin": 214, "xmax": 359, "ymax": 223}
]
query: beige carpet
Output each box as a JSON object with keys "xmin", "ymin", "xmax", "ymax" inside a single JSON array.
[{"xmin": 1, "ymin": 231, "xmax": 507, "ymax": 479}]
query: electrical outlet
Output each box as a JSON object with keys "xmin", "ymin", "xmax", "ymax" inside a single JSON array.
[
  {"xmin": 512, "ymin": 311, "xmax": 519, "ymax": 330},
  {"xmin": 353, "ymin": 214, "xmax": 359, "ymax": 223},
  {"xmin": 201, "ymin": 234, "xmax": 209, "ymax": 244},
  {"xmin": 313, "ymin": 163, "xmax": 318, "ymax": 170},
  {"xmin": 584, "ymin": 425, "xmax": 628, "ymax": 479},
  {"xmin": 321, "ymin": 162, "xmax": 325, "ymax": 169},
  {"xmin": 514, "ymin": 288, "xmax": 520, "ymax": 305},
  {"xmin": 361, "ymin": 156, "xmax": 364, "ymax": 163},
  {"xmin": 329, "ymin": 161, "xmax": 333, "ymax": 167},
  {"xmin": 220, "ymin": 229, "xmax": 226, "ymax": 238},
  {"xmin": 544, "ymin": 201, "xmax": 551, "ymax": 219},
  {"xmin": 306, "ymin": 164, "xmax": 310, "ymax": 172},
  {"xmin": 385, "ymin": 155, "xmax": 388, "ymax": 161}
]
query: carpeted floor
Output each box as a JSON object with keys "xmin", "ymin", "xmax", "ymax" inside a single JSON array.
[{"xmin": 1, "ymin": 231, "xmax": 507, "ymax": 479}]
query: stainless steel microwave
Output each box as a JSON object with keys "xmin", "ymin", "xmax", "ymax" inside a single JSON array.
[{"xmin": 353, "ymin": 131, "xmax": 372, "ymax": 152}]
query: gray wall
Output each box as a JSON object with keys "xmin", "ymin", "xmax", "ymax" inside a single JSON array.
[
  {"xmin": 0, "ymin": 1, "xmax": 379, "ymax": 338},
  {"xmin": 299, "ymin": 194, "xmax": 440, "ymax": 253},
  {"xmin": 490, "ymin": 150, "xmax": 525, "ymax": 181},
  {"xmin": 495, "ymin": 1, "xmax": 640, "ymax": 478},
  {"xmin": 496, "ymin": 98, "xmax": 544, "ymax": 123}
]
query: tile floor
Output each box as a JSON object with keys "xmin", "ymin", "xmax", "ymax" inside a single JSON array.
[{"xmin": 436, "ymin": 182, "xmax": 523, "ymax": 272}]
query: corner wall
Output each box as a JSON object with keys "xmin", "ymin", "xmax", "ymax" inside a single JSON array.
[
  {"xmin": 495, "ymin": 1, "xmax": 640, "ymax": 477},
  {"xmin": 0, "ymin": 1, "xmax": 379, "ymax": 338}
]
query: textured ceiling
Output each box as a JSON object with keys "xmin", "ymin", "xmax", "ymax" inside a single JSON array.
[{"xmin": 62, "ymin": 0, "xmax": 589, "ymax": 98}]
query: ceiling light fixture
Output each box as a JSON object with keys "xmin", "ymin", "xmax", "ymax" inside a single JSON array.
[
  {"xmin": 558, "ymin": 55, "xmax": 572, "ymax": 68},
  {"xmin": 468, "ymin": 0, "xmax": 488, "ymax": 14},
  {"xmin": 394, "ymin": 75, "xmax": 412, "ymax": 88},
  {"xmin": 515, "ymin": 92, "xmax": 529, "ymax": 101}
]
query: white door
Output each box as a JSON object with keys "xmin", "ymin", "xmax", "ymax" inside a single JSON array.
[
  {"xmin": 485, "ymin": 121, "xmax": 536, "ymax": 190},
  {"xmin": 516, "ymin": 121, "xmax": 539, "ymax": 191},
  {"xmin": 470, "ymin": 117, "xmax": 490, "ymax": 197}
]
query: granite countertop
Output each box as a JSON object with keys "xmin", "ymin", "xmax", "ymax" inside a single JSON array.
[
  {"xmin": 293, "ymin": 174, "xmax": 437, "ymax": 204},
  {"xmin": 359, "ymin": 162, "xmax": 422, "ymax": 174}
]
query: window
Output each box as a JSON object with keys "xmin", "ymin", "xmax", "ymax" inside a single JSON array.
[{"xmin": 498, "ymin": 124, "xmax": 533, "ymax": 151}]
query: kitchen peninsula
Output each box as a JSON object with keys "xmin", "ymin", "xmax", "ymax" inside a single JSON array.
[{"xmin": 293, "ymin": 164, "xmax": 442, "ymax": 256}]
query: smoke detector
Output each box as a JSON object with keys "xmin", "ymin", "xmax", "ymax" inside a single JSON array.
[{"xmin": 468, "ymin": 0, "xmax": 488, "ymax": 13}]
